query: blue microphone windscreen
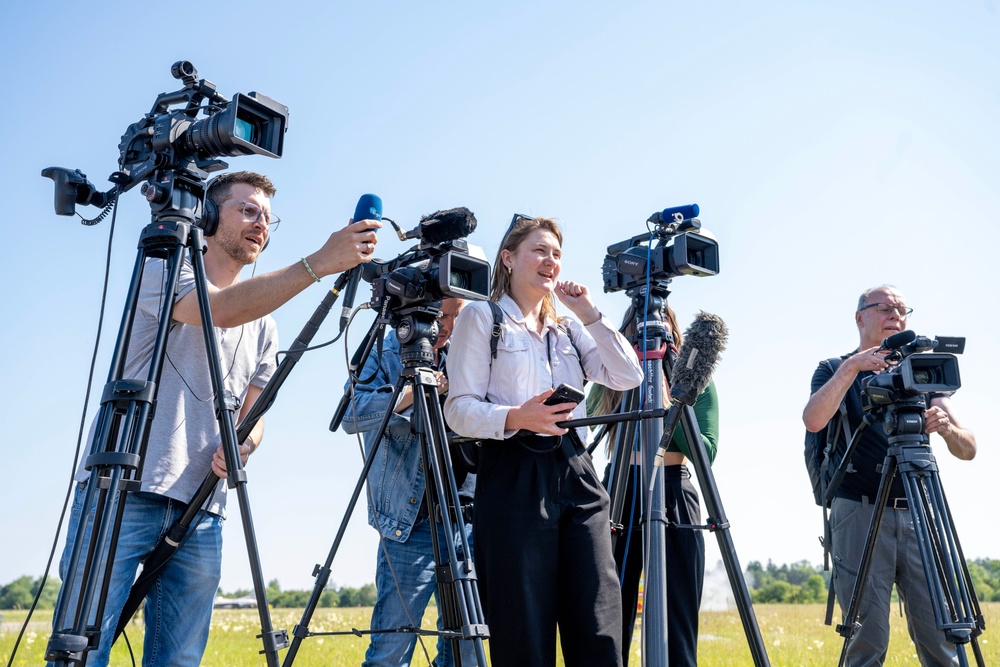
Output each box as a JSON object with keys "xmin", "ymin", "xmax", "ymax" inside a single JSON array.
[
  {"xmin": 354, "ymin": 194, "xmax": 383, "ymax": 222},
  {"xmin": 660, "ymin": 203, "xmax": 699, "ymax": 222}
]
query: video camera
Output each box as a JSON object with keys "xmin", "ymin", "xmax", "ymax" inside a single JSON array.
[
  {"xmin": 602, "ymin": 204, "xmax": 719, "ymax": 293},
  {"xmin": 42, "ymin": 60, "xmax": 288, "ymax": 224},
  {"xmin": 363, "ymin": 207, "xmax": 491, "ymax": 311},
  {"xmin": 864, "ymin": 332, "xmax": 964, "ymax": 406}
]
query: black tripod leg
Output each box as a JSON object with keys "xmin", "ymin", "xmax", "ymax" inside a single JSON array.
[
  {"xmin": 46, "ymin": 228, "xmax": 189, "ymax": 666},
  {"xmin": 638, "ymin": 357, "xmax": 670, "ymax": 665},
  {"xmin": 678, "ymin": 404, "xmax": 772, "ymax": 667},
  {"xmin": 115, "ymin": 286, "xmax": 355, "ymax": 640},
  {"xmin": 834, "ymin": 453, "xmax": 897, "ymax": 667},
  {"xmin": 606, "ymin": 388, "xmax": 641, "ymax": 549},
  {"xmin": 410, "ymin": 371, "xmax": 488, "ymax": 667},
  {"xmin": 281, "ymin": 376, "xmax": 408, "ymax": 667},
  {"xmin": 896, "ymin": 447, "xmax": 984, "ymax": 666},
  {"xmin": 184, "ymin": 238, "xmax": 288, "ymax": 665}
]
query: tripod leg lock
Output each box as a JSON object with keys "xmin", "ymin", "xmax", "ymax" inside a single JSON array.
[
  {"xmin": 256, "ymin": 628, "xmax": 290, "ymax": 653},
  {"xmin": 85, "ymin": 452, "xmax": 142, "ymax": 472},
  {"xmin": 836, "ymin": 621, "xmax": 860, "ymax": 638},
  {"xmin": 101, "ymin": 379, "xmax": 155, "ymax": 408},
  {"xmin": 706, "ymin": 517, "xmax": 730, "ymax": 532}
]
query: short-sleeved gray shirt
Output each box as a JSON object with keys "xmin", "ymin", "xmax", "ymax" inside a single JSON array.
[{"xmin": 76, "ymin": 256, "xmax": 278, "ymax": 515}]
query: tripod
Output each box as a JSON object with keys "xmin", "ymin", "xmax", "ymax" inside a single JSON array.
[
  {"xmin": 595, "ymin": 285, "xmax": 770, "ymax": 667},
  {"xmin": 282, "ymin": 304, "xmax": 488, "ymax": 667},
  {"xmin": 835, "ymin": 397, "xmax": 986, "ymax": 667},
  {"xmin": 45, "ymin": 175, "xmax": 287, "ymax": 666}
]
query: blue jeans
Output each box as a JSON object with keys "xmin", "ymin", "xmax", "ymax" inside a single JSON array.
[
  {"xmin": 50, "ymin": 482, "xmax": 223, "ymax": 666},
  {"xmin": 364, "ymin": 515, "xmax": 477, "ymax": 667}
]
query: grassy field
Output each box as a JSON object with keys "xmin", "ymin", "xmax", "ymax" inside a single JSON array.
[{"xmin": 3, "ymin": 603, "xmax": 996, "ymax": 665}]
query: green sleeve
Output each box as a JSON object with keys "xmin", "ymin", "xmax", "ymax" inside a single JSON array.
[
  {"xmin": 666, "ymin": 379, "xmax": 719, "ymax": 464},
  {"xmin": 585, "ymin": 384, "xmax": 605, "ymax": 426}
]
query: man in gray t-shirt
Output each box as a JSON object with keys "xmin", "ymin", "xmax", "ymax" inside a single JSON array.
[{"xmin": 52, "ymin": 171, "xmax": 382, "ymax": 666}]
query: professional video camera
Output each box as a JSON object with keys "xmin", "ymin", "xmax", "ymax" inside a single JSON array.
[
  {"xmin": 863, "ymin": 332, "xmax": 964, "ymax": 407},
  {"xmin": 603, "ymin": 203, "xmax": 719, "ymax": 293},
  {"xmin": 358, "ymin": 207, "xmax": 490, "ymax": 366},
  {"xmin": 42, "ymin": 60, "xmax": 288, "ymax": 224},
  {"xmin": 364, "ymin": 207, "xmax": 491, "ymax": 310}
]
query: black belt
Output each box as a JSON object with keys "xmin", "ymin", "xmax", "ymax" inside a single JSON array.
[
  {"xmin": 886, "ymin": 497, "xmax": 909, "ymax": 510},
  {"xmin": 514, "ymin": 432, "xmax": 583, "ymax": 459},
  {"xmin": 417, "ymin": 499, "xmax": 475, "ymax": 522},
  {"xmin": 837, "ymin": 491, "xmax": 909, "ymax": 510}
]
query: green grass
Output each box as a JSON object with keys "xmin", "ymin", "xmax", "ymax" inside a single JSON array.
[{"xmin": 3, "ymin": 603, "xmax": 997, "ymax": 666}]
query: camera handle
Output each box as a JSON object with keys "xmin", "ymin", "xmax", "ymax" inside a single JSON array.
[
  {"xmin": 835, "ymin": 411, "xmax": 986, "ymax": 667},
  {"xmin": 46, "ymin": 219, "xmax": 288, "ymax": 667}
]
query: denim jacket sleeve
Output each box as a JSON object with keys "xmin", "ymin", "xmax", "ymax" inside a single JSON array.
[
  {"xmin": 338, "ymin": 333, "xmax": 427, "ymax": 542},
  {"xmin": 339, "ymin": 333, "xmax": 407, "ymax": 435}
]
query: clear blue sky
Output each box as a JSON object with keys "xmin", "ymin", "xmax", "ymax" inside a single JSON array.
[{"xmin": 1, "ymin": 1, "xmax": 997, "ymax": 600}]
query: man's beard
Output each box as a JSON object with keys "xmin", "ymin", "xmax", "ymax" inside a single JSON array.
[{"xmin": 215, "ymin": 228, "xmax": 262, "ymax": 266}]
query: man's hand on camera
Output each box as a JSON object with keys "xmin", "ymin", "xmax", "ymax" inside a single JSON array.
[
  {"xmin": 924, "ymin": 405, "xmax": 956, "ymax": 438},
  {"xmin": 850, "ymin": 346, "xmax": 890, "ymax": 375}
]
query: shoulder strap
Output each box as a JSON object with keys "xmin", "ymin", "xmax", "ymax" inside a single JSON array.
[
  {"xmin": 488, "ymin": 301, "xmax": 504, "ymax": 360},
  {"xmin": 819, "ymin": 355, "xmax": 849, "ymax": 626},
  {"xmin": 824, "ymin": 357, "xmax": 850, "ymax": 454},
  {"xmin": 487, "ymin": 303, "xmax": 587, "ymax": 386},
  {"xmin": 557, "ymin": 320, "xmax": 587, "ymax": 386}
]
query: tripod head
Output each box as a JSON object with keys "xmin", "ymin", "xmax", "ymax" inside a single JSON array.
[{"xmin": 392, "ymin": 303, "xmax": 444, "ymax": 370}]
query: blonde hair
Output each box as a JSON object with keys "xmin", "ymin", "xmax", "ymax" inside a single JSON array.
[{"xmin": 490, "ymin": 216, "xmax": 563, "ymax": 324}]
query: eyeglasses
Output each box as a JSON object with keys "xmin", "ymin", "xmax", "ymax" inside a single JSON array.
[
  {"xmin": 230, "ymin": 201, "xmax": 280, "ymax": 230},
  {"xmin": 502, "ymin": 213, "xmax": 534, "ymax": 245},
  {"xmin": 496, "ymin": 213, "xmax": 534, "ymax": 266},
  {"xmin": 859, "ymin": 302, "xmax": 913, "ymax": 318}
]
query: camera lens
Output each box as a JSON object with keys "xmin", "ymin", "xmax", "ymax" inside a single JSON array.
[{"xmin": 233, "ymin": 118, "xmax": 260, "ymax": 144}]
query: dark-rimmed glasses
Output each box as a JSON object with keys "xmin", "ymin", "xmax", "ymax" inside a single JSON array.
[
  {"xmin": 501, "ymin": 213, "xmax": 534, "ymax": 246},
  {"xmin": 858, "ymin": 302, "xmax": 913, "ymax": 318},
  {"xmin": 230, "ymin": 201, "xmax": 280, "ymax": 230},
  {"xmin": 496, "ymin": 213, "xmax": 535, "ymax": 264}
]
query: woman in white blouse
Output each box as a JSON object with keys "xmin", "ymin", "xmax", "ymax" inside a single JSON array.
[{"xmin": 444, "ymin": 215, "xmax": 642, "ymax": 667}]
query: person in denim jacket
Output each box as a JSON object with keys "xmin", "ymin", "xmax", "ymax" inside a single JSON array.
[{"xmin": 341, "ymin": 298, "xmax": 475, "ymax": 667}]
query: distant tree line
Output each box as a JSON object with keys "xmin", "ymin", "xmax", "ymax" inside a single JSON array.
[
  {"xmin": 7, "ymin": 560, "xmax": 1000, "ymax": 609},
  {"xmin": 0, "ymin": 576, "xmax": 377, "ymax": 611},
  {"xmin": 218, "ymin": 579, "xmax": 378, "ymax": 608},
  {"xmin": 0, "ymin": 575, "xmax": 60, "ymax": 610},
  {"xmin": 746, "ymin": 558, "xmax": 1000, "ymax": 604}
]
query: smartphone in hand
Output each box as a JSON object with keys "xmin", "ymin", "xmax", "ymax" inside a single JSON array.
[{"xmin": 543, "ymin": 383, "xmax": 585, "ymax": 412}]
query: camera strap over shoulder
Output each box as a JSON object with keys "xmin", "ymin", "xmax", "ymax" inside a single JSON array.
[{"xmin": 819, "ymin": 355, "xmax": 848, "ymax": 625}]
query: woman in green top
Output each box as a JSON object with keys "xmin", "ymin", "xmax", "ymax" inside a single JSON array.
[{"xmin": 589, "ymin": 304, "xmax": 719, "ymax": 667}]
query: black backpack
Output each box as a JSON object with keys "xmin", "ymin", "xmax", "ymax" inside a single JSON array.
[{"xmin": 803, "ymin": 357, "xmax": 853, "ymax": 507}]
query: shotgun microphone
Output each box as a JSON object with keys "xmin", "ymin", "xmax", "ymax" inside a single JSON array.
[{"xmin": 655, "ymin": 311, "xmax": 728, "ymax": 466}]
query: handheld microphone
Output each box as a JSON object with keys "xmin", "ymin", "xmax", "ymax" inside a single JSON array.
[
  {"xmin": 339, "ymin": 194, "xmax": 383, "ymax": 330},
  {"xmin": 653, "ymin": 203, "xmax": 700, "ymax": 224},
  {"xmin": 655, "ymin": 311, "xmax": 728, "ymax": 466},
  {"xmin": 881, "ymin": 329, "xmax": 916, "ymax": 350},
  {"xmin": 402, "ymin": 207, "xmax": 477, "ymax": 244}
]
